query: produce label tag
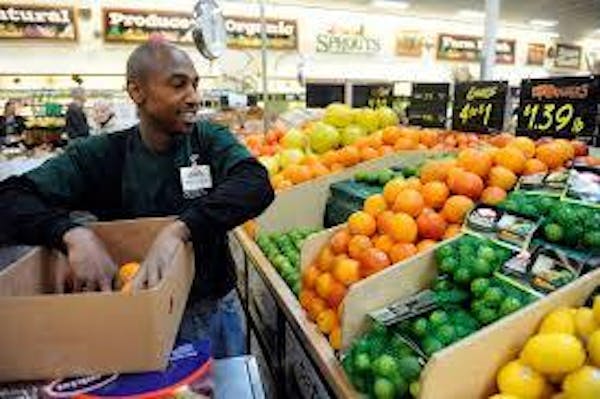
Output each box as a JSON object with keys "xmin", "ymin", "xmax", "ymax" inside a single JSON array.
[
  {"xmin": 369, "ymin": 290, "xmax": 438, "ymax": 326},
  {"xmin": 563, "ymin": 168, "xmax": 600, "ymax": 207},
  {"xmin": 516, "ymin": 169, "xmax": 569, "ymax": 196},
  {"xmin": 464, "ymin": 205, "xmax": 541, "ymax": 251},
  {"xmin": 180, "ymin": 164, "xmax": 212, "ymax": 199}
]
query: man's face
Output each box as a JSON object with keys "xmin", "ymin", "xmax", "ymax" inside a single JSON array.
[{"xmin": 133, "ymin": 49, "xmax": 200, "ymax": 135}]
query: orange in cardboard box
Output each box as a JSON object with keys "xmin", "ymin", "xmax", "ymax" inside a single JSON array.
[{"xmin": 0, "ymin": 218, "xmax": 195, "ymax": 382}]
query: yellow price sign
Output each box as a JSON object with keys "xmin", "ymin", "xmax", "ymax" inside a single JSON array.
[
  {"xmin": 521, "ymin": 103, "xmax": 584, "ymax": 135},
  {"xmin": 459, "ymin": 103, "xmax": 493, "ymax": 126}
]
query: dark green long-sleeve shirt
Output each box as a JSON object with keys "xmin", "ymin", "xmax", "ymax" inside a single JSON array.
[{"xmin": 0, "ymin": 121, "xmax": 274, "ymax": 299}]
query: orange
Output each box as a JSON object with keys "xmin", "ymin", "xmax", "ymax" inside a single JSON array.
[
  {"xmin": 360, "ymin": 247, "xmax": 391, "ymax": 277},
  {"xmin": 523, "ymin": 158, "xmax": 548, "ymax": 175},
  {"xmin": 368, "ymin": 131, "xmax": 384, "ymax": 149},
  {"xmin": 417, "ymin": 211, "xmax": 447, "ymax": 240},
  {"xmin": 388, "ymin": 213, "xmax": 418, "ymax": 243},
  {"xmin": 394, "ymin": 137, "xmax": 417, "ymax": 151},
  {"xmin": 382, "ymin": 126, "xmax": 401, "ymax": 145},
  {"xmin": 302, "ymin": 264, "xmax": 320, "ymax": 289},
  {"xmin": 302, "ymin": 154, "xmax": 320, "ymax": 166},
  {"xmin": 373, "ymin": 234, "xmax": 395, "ymax": 254},
  {"xmin": 419, "ymin": 129, "xmax": 440, "ymax": 148},
  {"xmin": 329, "ymin": 326, "xmax": 342, "ymax": 350},
  {"xmin": 383, "ymin": 177, "xmax": 406, "ymax": 205},
  {"xmin": 555, "ymin": 139, "xmax": 575, "ymax": 162},
  {"xmin": 399, "ymin": 129, "xmax": 420, "ymax": 146},
  {"xmin": 535, "ymin": 142, "xmax": 564, "ymax": 170},
  {"xmin": 446, "ymin": 166, "xmax": 466, "ymax": 189},
  {"xmin": 494, "ymin": 146, "xmax": 527, "ymax": 174},
  {"xmin": 326, "ymin": 281, "xmax": 347, "ymax": 308},
  {"xmin": 360, "ymin": 147, "xmax": 379, "ymax": 162},
  {"xmin": 321, "ymin": 150, "xmax": 340, "ymax": 167},
  {"xmin": 354, "ymin": 136, "xmax": 371, "ymax": 150},
  {"xmin": 332, "ymin": 257, "xmax": 361, "ymax": 286},
  {"xmin": 480, "ymin": 186, "xmax": 507, "ymax": 206},
  {"xmin": 316, "ymin": 308, "xmax": 338, "ymax": 334},
  {"xmin": 392, "ymin": 189, "xmax": 425, "ymax": 217},
  {"xmin": 457, "ymin": 148, "xmax": 493, "ymax": 178},
  {"xmin": 330, "ymin": 163, "xmax": 345, "ymax": 172},
  {"xmin": 419, "ymin": 160, "xmax": 449, "ymax": 184},
  {"xmin": 421, "ymin": 181, "xmax": 450, "ymax": 210},
  {"xmin": 377, "ymin": 210, "xmax": 395, "ymax": 235},
  {"xmin": 317, "ymin": 246, "xmax": 335, "ymax": 271},
  {"xmin": 364, "ymin": 194, "xmax": 388, "ymax": 217},
  {"xmin": 488, "ymin": 166, "xmax": 518, "ymax": 191},
  {"xmin": 443, "ymin": 224, "xmax": 462, "ymax": 239},
  {"xmin": 330, "ymin": 229, "xmax": 351, "ymax": 255},
  {"xmin": 509, "ymin": 137, "xmax": 536, "ymax": 158},
  {"xmin": 339, "ymin": 146, "xmax": 361, "ymax": 167},
  {"xmin": 315, "ymin": 272, "xmax": 334, "ymax": 299},
  {"xmin": 389, "ymin": 243, "xmax": 417, "ymax": 263},
  {"xmin": 348, "ymin": 235, "xmax": 373, "ymax": 260},
  {"xmin": 489, "ymin": 132, "xmax": 514, "ymax": 148},
  {"xmin": 348, "ymin": 211, "xmax": 377, "ymax": 237},
  {"xmin": 441, "ymin": 195, "xmax": 475, "ymax": 224},
  {"xmin": 310, "ymin": 162, "xmax": 330, "ymax": 178},
  {"xmin": 283, "ymin": 164, "xmax": 313, "ymax": 184},
  {"xmin": 417, "ymin": 239, "xmax": 437, "ymax": 253},
  {"xmin": 270, "ymin": 173, "xmax": 285, "ymax": 188},
  {"xmin": 299, "ymin": 289, "xmax": 316, "ymax": 309},
  {"xmin": 307, "ymin": 296, "xmax": 328, "ymax": 321},
  {"xmin": 118, "ymin": 262, "xmax": 140, "ymax": 287},
  {"xmin": 404, "ymin": 177, "xmax": 423, "ymax": 192},
  {"xmin": 448, "ymin": 171, "xmax": 484, "ymax": 200}
]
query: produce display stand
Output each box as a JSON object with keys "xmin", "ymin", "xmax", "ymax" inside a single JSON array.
[{"xmin": 230, "ymin": 151, "xmax": 441, "ymax": 398}]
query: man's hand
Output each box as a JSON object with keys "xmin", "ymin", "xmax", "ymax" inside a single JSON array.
[
  {"xmin": 131, "ymin": 220, "xmax": 190, "ymax": 291},
  {"xmin": 62, "ymin": 227, "xmax": 117, "ymax": 292}
]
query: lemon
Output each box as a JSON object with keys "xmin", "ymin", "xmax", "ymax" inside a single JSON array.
[
  {"xmin": 587, "ymin": 330, "xmax": 600, "ymax": 367},
  {"xmin": 562, "ymin": 366, "xmax": 600, "ymax": 399},
  {"xmin": 497, "ymin": 360, "xmax": 548, "ymax": 399},
  {"xmin": 574, "ymin": 307, "xmax": 598, "ymax": 341},
  {"xmin": 520, "ymin": 334, "xmax": 586, "ymax": 374},
  {"xmin": 489, "ymin": 395, "xmax": 521, "ymax": 399},
  {"xmin": 593, "ymin": 296, "xmax": 600, "ymax": 324},
  {"xmin": 547, "ymin": 372, "xmax": 566, "ymax": 385},
  {"xmin": 538, "ymin": 308, "xmax": 576, "ymax": 335}
]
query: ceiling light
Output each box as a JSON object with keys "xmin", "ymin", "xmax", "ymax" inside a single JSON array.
[
  {"xmin": 529, "ymin": 19, "xmax": 558, "ymax": 28},
  {"xmin": 372, "ymin": 0, "xmax": 410, "ymax": 10},
  {"xmin": 457, "ymin": 10, "xmax": 485, "ymax": 20}
]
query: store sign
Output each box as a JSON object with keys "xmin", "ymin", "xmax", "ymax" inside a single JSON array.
[
  {"xmin": 527, "ymin": 43, "xmax": 546, "ymax": 66},
  {"xmin": 452, "ymin": 81, "xmax": 508, "ymax": 134},
  {"xmin": 396, "ymin": 31, "xmax": 424, "ymax": 57},
  {"xmin": 408, "ymin": 83, "xmax": 450, "ymax": 128},
  {"xmin": 437, "ymin": 34, "xmax": 515, "ymax": 64},
  {"xmin": 517, "ymin": 76, "xmax": 598, "ymax": 138},
  {"xmin": 0, "ymin": 4, "xmax": 77, "ymax": 41},
  {"xmin": 103, "ymin": 8, "xmax": 194, "ymax": 44},
  {"xmin": 316, "ymin": 25, "xmax": 381, "ymax": 54},
  {"xmin": 224, "ymin": 16, "xmax": 297, "ymax": 50},
  {"xmin": 555, "ymin": 44, "xmax": 582, "ymax": 69}
]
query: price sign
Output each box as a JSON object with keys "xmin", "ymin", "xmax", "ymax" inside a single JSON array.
[
  {"xmin": 408, "ymin": 83, "xmax": 450, "ymax": 128},
  {"xmin": 517, "ymin": 76, "xmax": 599, "ymax": 139},
  {"xmin": 452, "ymin": 81, "xmax": 508, "ymax": 133}
]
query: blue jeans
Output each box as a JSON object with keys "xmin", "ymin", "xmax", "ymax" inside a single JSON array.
[{"xmin": 178, "ymin": 290, "xmax": 246, "ymax": 359}]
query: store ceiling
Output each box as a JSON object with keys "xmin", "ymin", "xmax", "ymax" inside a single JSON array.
[{"xmin": 407, "ymin": 0, "xmax": 600, "ymax": 40}]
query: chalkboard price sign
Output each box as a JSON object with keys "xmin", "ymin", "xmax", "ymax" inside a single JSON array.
[
  {"xmin": 452, "ymin": 81, "xmax": 508, "ymax": 134},
  {"xmin": 408, "ymin": 83, "xmax": 450, "ymax": 128},
  {"xmin": 517, "ymin": 76, "xmax": 598, "ymax": 139}
]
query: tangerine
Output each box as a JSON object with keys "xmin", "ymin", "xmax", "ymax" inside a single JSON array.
[
  {"xmin": 326, "ymin": 281, "xmax": 347, "ymax": 309},
  {"xmin": 348, "ymin": 211, "xmax": 377, "ymax": 236},
  {"xmin": 373, "ymin": 234, "xmax": 395, "ymax": 254},
  {"xmin": 302, "ymin": 264, "xmax": 320, "ymax": 289},
  {"xmin": 509, "ymin": 137, "xmax": 536, "ymax": 158},
  {"xmin": 377, "ymin": 210, "xmax": 395, "ymax": 235},
  {"xmin": 536, "ymin": 142, "xmax": 565, "ymax": 169},
  {"xmin": 388, "ymin": 213, "xmax": 418, "ymax": 243},
  {"xmin": 339, "ymin": 146, "xmax": 361, "ymax": 167},
  {"xmin": 523, "ymin": 158, "xmax": 548, "ymax": 175},
  {"xmin": 457, "ymin": 148, "xmax": 493, "ymax": 178},
  {"xmin": 364, "ymin": 194, "xmax": 388, "ymax": 217},
  {"xmin": 419, "ymin": 160, "xmax": 449, "ymax": 183},
  {"xmin": 422, "ymin": 181, "xmax": 450, "ymax": 210},
  {"xmin": 389, "ymin": 243, "xmax": 417, "ymax": 263},
  {"xmin": 299, "ymin": 289, "xmax": 316, "ymax": 310},
  {"xmin": 488, "ymin": 166, "xmax": 517, "ymax": 191},
  {"xmin": 443, "ymin": 224, "xmax": 462, "ymax": 239},
  {"xmin": 448, "ymin": 171, "xmax": 484, "ymax": 200},
  {"xmin": 360, "ymin": 247, "xmax": 391, "ymax": 277},
  {"xmin": 360, "ymin": 146, "xmax": 380, "ymax": 162},
  {"xmin": 330, "ymin": 229, "xmax": 351, "ymax": 255},
  {"xmin": 307, "ymin": 296, "xmax": 328, "ymax": 321},
  {"xmin": 416, "ymin": 211, "xmax": 447, "ymax": 240},
  {"xmin": 441, "ymin": 195, "xmax": 475, "ymax": 224},
  {"xmin": 348, "ymin": 235, "xmax": 373, "ymax": 260},
  {"xmin": 332, "ymin": 257, "xmax": 361, "ymax": 286},
  {"xmin": 494, "ymin": 146, "xmax": 527, "ymax": 174},
  {"xmin": 329, "ymin": 326, "xmax": 342, "ymax": 350},
  {"xmin": 317, "ymin": 246, "xmax": 335, "ymax": 271},
  {"xmin": 417, "ymin": 239, "xmax": 437, "ymax": 253},
  {"xmin": 316, "ymin": 308, "xmax": 339, "ymax": 334},
  {"xmin": 480, "ymin": 186, "xmax": 507, "ymax": 206},
  {"xmin": 382, "ymin": 126, "xmax": 401, "ymax": 145},
  {"xmin": 392, "ymin": 189, "xmax": 425, "ymax": 217},
  {"xmin": 315, "ymin": 272, "xmax": 334, "ymax": 299},
  {"xmin": 383, "ymin": 177, "xmax": 406, "ymax": 205}
]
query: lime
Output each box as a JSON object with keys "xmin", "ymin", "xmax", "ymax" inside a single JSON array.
[
  {"xmin": 483, "ymin": 287, "xmax": 505, "ymax": 307},
  {"xmin": 373, "ymin": 377, "xmax": 396, "ymax": 399},
  {"xmin": 459, "ymin": 246, "xmax": 475, "ymax": 259},
  {"xmin": 429, "ymin": 310, "xmax": 449, "ymax": 326},
  {"xmin": 421, "ymin": 337, "xmax": 443, "ymax": 356},
  {"xmin": 351, "ymin": 374, "xmax": 369, "ymax": 393},
  {"xmin": 409, "ymin": 381, "xmax": 420, "ymax": 398},
  {"xmin": 342, "ymin": 354, "xmax": 355, "ymax": 375},
  {"xmin": 584, "ymin": 231, "xmax": 600, "ymax": 249},
  {"xmin": 471, "ymin": 299, "xmax": 487, "ymax": 315},
  {"xmin": 476, "ymin": 307, "xmax": 498, "ymax": 325},
  {"xmin": 472, "ymin": 258, "xmax": 493, "ymax": 278},
  {"xmin": 453, "ymin": 267, "xmax": 472, "ymax": 285},
  {"xmin": 354, "ymin": 352, "xmax": 371, "ymax": 372},
  {"xmin": 499, "ymin": 297, "xmax": 522, "ymax": 316},
  {"xmin": 544, "ymin": 223, "xmax": 564, "ymax": 242},
  {"xmin": 455, "ymin": 324, "xmax": 472, "ymax": 339},
  {"xmin": 471, "ymin": 278, "xmax": 491, "ymax": 298},
  {"xmin": 397, "ymin": 356, "xmax": 422, "ymax": 381},
  {"xmin": 478, "ymin": 246, "xmax": 497, "ymax": 262},
  {"xmin": 436, "ymin": 324, "xmax": 457, "ymax": 345},
  {"xmin": 373, "ymin": 355, "xmax": 399, "ymax": 378},
  {"xmin": 412, "ymin": 318, "xmax": 429, "ymax": 338},
  {"xmin": 355, "ymin": 171, "xmax": 369, "ymax": 182},
  {"xmin": 378, "ymin": 169, "xmax": 395, "ymax": 185},
  {"xmin": 435, "ymin": 245, "xmax": 455, "ymax": 263},
  {"xmin": 439, "ymin": 257, "xmax": 458, "ymax": 274},
  {"xmin": 433, "ymin": 279, "xmax": 453, "ymax": 292}
]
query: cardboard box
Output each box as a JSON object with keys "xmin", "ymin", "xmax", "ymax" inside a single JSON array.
[{"xmin": 0, "ymin": 218, "xmax": 195, "ymax": 382}]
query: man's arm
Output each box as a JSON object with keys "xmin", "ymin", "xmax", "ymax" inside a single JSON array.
[
  {"xmin": 178, "ymin": 123, "xmax": 274, "ymax": 240},
  {"xmin": 65, "ymin": 104, "xmax": 89, "ymax": 139}
]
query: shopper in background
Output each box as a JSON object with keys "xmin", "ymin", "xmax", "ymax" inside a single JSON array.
[
  {"xmin": 0, "ymin": 40, "xmax": 274, "ymax": 358},
  {"xmin": 0, "ymin": 99, "xmax": 26, "ymax": 143},
  {"xmin": 91, "ymin": 100, "xmax": 117, "ymax": 134},
  {"xmin": 65, "ymin": 87, "xmax": 89, "ymax": 140}
]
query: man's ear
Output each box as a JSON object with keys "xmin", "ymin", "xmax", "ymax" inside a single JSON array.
[{"xmin": 127, "ymin": 80, "xmax": 145, "ymax": 105}]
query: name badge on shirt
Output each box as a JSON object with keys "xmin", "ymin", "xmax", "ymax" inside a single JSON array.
[{"xmin": 180, "ymin": 154, "xmax": 212, "ymax": 199}]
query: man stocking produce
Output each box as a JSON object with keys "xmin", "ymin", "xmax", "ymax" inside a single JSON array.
[{"xmin": 0, "ymin": 40, "xmax": 275, "ymax": 358}]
